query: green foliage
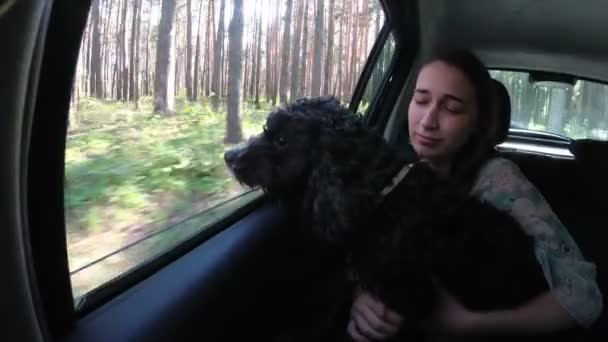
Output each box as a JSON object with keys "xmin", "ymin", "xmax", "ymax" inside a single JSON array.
[{"xmin": 65, "ymin": 97, "xmax": 269, "ymax": 233}]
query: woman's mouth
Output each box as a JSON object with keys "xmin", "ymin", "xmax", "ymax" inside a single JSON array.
[{"xmin": 415, "ymin": 132, "xmax": 442, "ymax": 147}]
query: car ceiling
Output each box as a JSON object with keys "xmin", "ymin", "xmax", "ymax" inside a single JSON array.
[{"xmin": 415, "ymin": 0, "xmax": 608, "ymax": 82}]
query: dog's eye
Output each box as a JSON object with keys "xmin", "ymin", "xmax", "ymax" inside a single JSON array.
[{"xmin": 275, "ymin": 136, "xmax": 287, "ymax": 147}]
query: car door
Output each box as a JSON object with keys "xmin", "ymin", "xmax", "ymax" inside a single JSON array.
[{"xmin": 2, "ymin": 0, "xmax": 418, "ymax": 341}]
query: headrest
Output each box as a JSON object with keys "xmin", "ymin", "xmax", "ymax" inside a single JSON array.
[
  {"xmin": 569, "ymin": 139, "xmax": 608, "ymax": 166},
  {"xmin": 492, "ymin": 79, "xmax": 512, "ymax": 145}
]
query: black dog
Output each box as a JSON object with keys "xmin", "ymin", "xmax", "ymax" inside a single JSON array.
[{"xmin": 224, "ymin": 96, "xmax": 548, "ymax": 337}]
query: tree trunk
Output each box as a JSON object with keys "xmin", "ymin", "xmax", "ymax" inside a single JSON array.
[
  {"xmin": 254, "ymin": 4, "xmax": 262, "ymax": 108},
  {"xmin": 243, "ymin": 40, "xmax": 250, "ymax": 101},
  {"xmin": 129, "ymin": 0, "xmax": 142, "ymax": 107},
  {"xmin": 360, "ymin": 0, "xmax": 370, "ymax": 69},
  {"xmin": 72, "ymin": 57, "xmax": 82, "ymax": 124},
  {"xmin": 82, "ymin": 26, "xmax": 89, "ymax": 96},
  {"xmin": 348, "ymin": 0, "xmax": 359, "ymax": 97},
  {"xmin": 111, "ymin": 0, "xmax": 120, "ymax": 101},
  {"xmin": 548, "ymin": 87, "xmax": 568, "ymax": 134},
  {"xmin": 222, "ymin": 37, "xmax": 229, "ymax": 98},
  {"xmin": 114, "ymin": 0, "xmax": 122, "ymax": 99},
  {"xmin": 193, "ymin": 0, "xmax": 204, "ymax": 101},
  {"xmin": 198, "ymin": 0, "xmax": 206, "ymax": 100},
  {"xmin": 299, "ymin": 0, "xmax": 309, "ymax": 96},
  {"xmin": 174, "ymin": 8, "xmax": 181, "ymax": 98},
  {"xmin": 587, "ymin": 83, "xmax": 604, "ymax": 129},
  {"xmin": 135, "ymin": 0, "xmax": 143, "ymax": 103},
  {"xmin": 342, "ymin": 0, "xmax": 352, "ymax": 98},
  {"xmin": 143, "ymin": 0, "xmax": 151, "ymax": 97},
  {"xmin": 265, "ymin": 0, "xmax": 273, "ymax": 103},
  {"xmin": 311, "ymin": 0, "xmax": 324, "ymax": 96},
  {"xmin": 323, "ymin": 0, "xmax": 334, "ymax": 95},
  {"xmin": 119, "ymin": 0, "xmax": 129, "ymax": 100},
  {"xmin": 279, "ymin": 0, "xmax": 293, "ymax": 104},
  {"xmin": 337, "ymin": 0, "xmax": 346, "ymax": 99},
  {"xmin": 89, "ymin": 0, "xmax": 104, "ymax": 98},
  {"xmin": 289, "ymin": 0, "xmax": 303, "ymax": 102},
  {"xmin": 102, "ymin": 0, "xmax": 116, "ymax": 98},
  {"xmin": 204, "ymin": 0, "xmax": 215, "ymax": 97},
  {"xmin": 248, "ymin": 11, "xmax": 259, "ymax": 100},
  {"xmin": 185, "ymin": 0, "xmax": 193, "ymax": 101},
  {"xmin": 226, "ymin": 0, "xmax": 244, "ymax": 143},
  {"xmin": 211, "ymin": 0, "xmax": 225, "ymax": 111},
  {"xmin": 270, "ymin": 0, "xmax": 282, "ymax": 105},
  {"xmin": 154, "ymin": 0, "xmax": 177, "ymax": 115}
]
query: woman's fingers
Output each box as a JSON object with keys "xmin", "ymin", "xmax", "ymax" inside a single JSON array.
[
  {"xmin": 353, "ymin": 301, "xmax": 401, "ymax": 336},
  {"xmin": 347, "ymin": 290, "xmax": 405, "ymax": 341},
  {"xmin": 347, "ymin": 319, "xmax": 371, "ymax": 342},
  {"xmin": 357, "ymin": 291, "xmax": 404, "ymax": 328},
  {"xmin": 379, "ymin": 305, "xmax": 404, "ymax": 327},
  {"xmin": 361, "ymin": 292, "xmax": 387, "ymax": 318},
  {"xmin": 352, "ymin": 313, "xmax": 388, "ymax": 340}
]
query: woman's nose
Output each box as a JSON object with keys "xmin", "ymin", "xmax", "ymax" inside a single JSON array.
[{"xmin": 420, "ymin": 105, "xmax": 439, "ymax": 130}]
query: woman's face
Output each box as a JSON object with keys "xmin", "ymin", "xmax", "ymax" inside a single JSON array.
[{"xmin": 408, "ymin": 61, "xmax": 480, "ymax": 170}]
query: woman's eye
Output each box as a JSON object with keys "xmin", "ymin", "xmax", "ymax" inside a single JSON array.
[
  {"xmin": 414, "ymin": 97, "xmax": 429, "ymax": 105},
  {"xmin": 445, "ymin": 103, "xmax": 464, "ymax": 113}
]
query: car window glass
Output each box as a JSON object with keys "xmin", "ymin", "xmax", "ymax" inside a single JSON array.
[{"xmin": 66, "ymin": 0, "xmax": 387, "ymax": 304}]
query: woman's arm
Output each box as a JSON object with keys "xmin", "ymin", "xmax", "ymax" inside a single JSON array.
[
  {"xmin": 468, "ymin": 157, "xmax": 603, "ymax": 330},
  {"xmin": 428, "ymin": 282, "xmax": 575, "ymax": 335},
  {"xmin": 470, "ymin": 291, "xmax": 576, "ymax": 334}
]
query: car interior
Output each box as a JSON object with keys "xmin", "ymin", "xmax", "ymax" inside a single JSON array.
[{"xmin": 1, "ymin": 0, "xmax": 606, "ymax": 341}]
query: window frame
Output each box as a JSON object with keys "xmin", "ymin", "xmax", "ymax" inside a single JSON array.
[
  {"xmin": 27, "ymin": 0, "xmax": 93, "ymax": 338},
  {"xmin": 27, "ymin": 0, "xmax": 266, "ymax": 337},
  {"xmin": 349, "ymin": 23, "xmax": 394, "ymax": 114},
  {"xmin": 351, "ymin": 0, "xmax": 420, "ymax": 131}
]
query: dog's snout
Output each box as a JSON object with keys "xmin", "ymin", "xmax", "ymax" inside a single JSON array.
[{"xmin": 224, "ymin": 149, "xmax": 239, "ymax": 166}]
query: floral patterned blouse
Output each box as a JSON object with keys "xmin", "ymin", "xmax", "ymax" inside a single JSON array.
[{"xmin": 470, "ymin": 157, "xmax": 603, "ymax": 327}]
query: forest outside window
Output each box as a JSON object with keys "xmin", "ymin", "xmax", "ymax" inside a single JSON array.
[
  {"xmin": 66, "ymin": 0, "xmax": 387, "ymax": 304},
  {"xmin": 491, "ymin": 70, "xmax": 608, "ymax": 141}
]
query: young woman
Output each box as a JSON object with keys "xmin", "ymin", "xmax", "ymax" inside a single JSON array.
[{"xmin": 347, "ymin": 50, "xmax": 603, "ymax": 341}]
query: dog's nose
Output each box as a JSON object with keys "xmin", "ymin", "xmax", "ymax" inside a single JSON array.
[{"xmin": 224, "ymin": 149, "xmax": 239, "ymax": 166}]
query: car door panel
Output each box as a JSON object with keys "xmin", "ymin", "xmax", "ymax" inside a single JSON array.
[{"xmin": 63, "ymin": 202, "xmax": 291, "ymax": 341}]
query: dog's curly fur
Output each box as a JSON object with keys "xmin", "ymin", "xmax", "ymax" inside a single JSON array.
[{"xmin": 224, "ymin": 96, "xmax": 548, "ymax": 336}]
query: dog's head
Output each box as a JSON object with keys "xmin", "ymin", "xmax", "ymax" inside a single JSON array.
[
  {"xmin": 224, "ymin": 96, "xmax": 359, "ymax": 196},
  {"xmin": 224, "ymin": 96, "xmax": 405, "ymax": 246}
]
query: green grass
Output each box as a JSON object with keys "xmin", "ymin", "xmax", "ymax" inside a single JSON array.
[
  {"xmin": 66, "ymin": 96, "xmax": 273, "ymax": 299},
  {"xmin": 66, "ymin": 97, "xmax": 270, "ymax": 234}
]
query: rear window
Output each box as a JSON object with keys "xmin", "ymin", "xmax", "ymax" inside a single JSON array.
[{"xmin": 490, "ymin": 70, "xmax": 608, "ymax": 141}]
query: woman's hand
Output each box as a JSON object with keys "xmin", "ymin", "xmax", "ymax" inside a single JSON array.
[{"xmin": 347, "ymin": 290, "xmax": 403, "ymax": 342}]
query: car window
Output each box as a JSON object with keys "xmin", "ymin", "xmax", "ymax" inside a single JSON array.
[
  {"xmin": 490, "ymin": 70, "xmax": 608, "ymax": 141},
  {"xmin": 66, "ymin": 0, "xmax": 387, "ymax": 304},
  {"xmin": 358, "ymin": 32, "xmax": 396, "ymax": 114}
]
